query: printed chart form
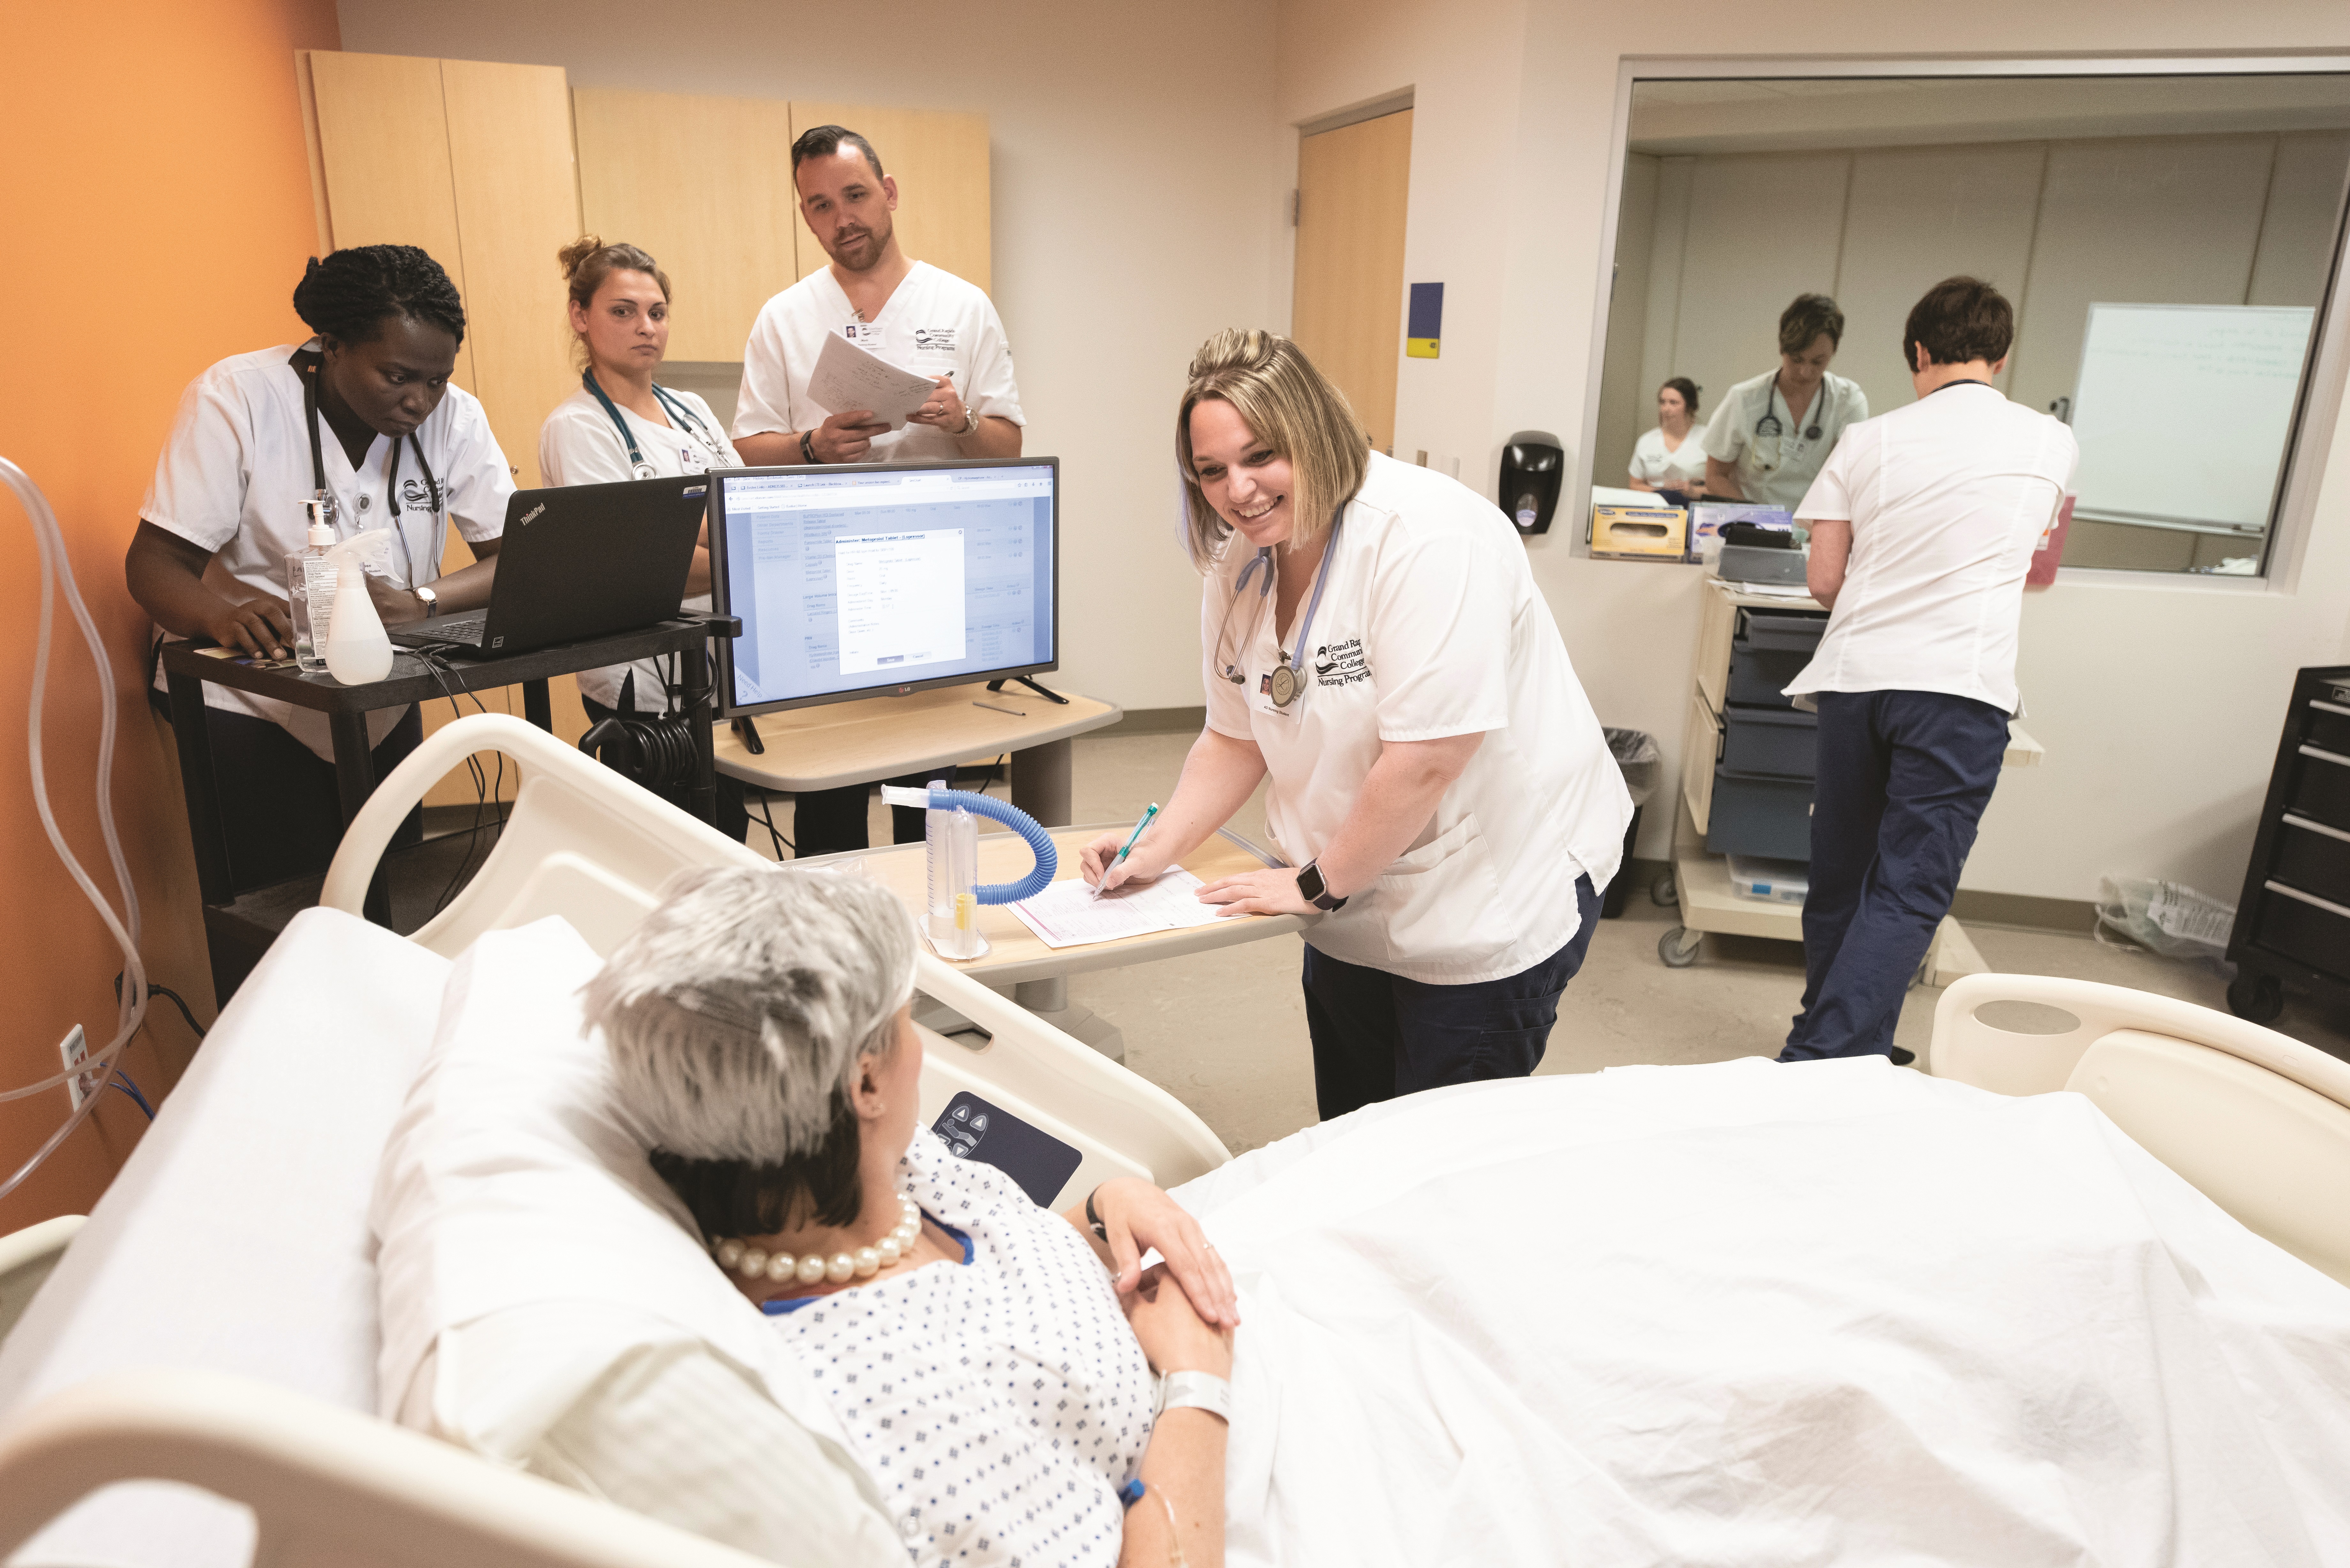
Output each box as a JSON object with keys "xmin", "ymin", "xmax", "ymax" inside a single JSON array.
[{"xmin": 835, "ymin": 530, "xmax": 967, "ymax": 674}]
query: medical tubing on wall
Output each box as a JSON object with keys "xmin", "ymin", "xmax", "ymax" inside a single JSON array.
[
  {"xmin": 1, "ymin": 456, "xmax": 149, "ymax": 1204},
  {"xmin": 883, "ymin": 786, "xmax": 1058, "ymax": 903}
]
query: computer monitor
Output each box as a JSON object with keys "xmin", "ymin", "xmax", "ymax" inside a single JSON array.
[{"xmin": 708, "ymin": 457, "xmax": 1058, "ymax": 717}]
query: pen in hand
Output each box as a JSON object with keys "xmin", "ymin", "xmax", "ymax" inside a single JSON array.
[{"xmin": 1090, "ymin": 803, "xmax": 1160, "ymax": 899}]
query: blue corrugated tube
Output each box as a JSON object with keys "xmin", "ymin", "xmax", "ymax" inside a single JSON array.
[{"xmin": 922, "ymin": 788, "xmax": 1058, "ymax": 903}]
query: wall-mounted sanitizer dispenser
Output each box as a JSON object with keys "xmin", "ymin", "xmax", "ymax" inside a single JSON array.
[{"xmin": 1500, "ymin": 433, "xmax": 1564, "ymax": 535}]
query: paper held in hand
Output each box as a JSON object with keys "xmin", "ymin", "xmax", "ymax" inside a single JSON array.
[
  {"xmin": 1008, "ymin": 867, "xmax": 1230, "ymax": 949},
  {"xmin": 808, "ymin": 332, "xmax": 938, "ymax": 431}
]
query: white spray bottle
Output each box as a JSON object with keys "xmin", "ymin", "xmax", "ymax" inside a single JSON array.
[{"xmin": 321, "ymin": 527, "xmax": 397, "ymax": 684}]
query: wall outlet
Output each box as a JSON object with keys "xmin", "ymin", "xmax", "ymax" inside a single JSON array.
[{"xmin": 59, "ymin": 1024, "xmax": 99, "ymax": 1111}]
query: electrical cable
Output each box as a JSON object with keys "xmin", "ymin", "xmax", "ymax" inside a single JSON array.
[
  {"xmin": 112, "ymin": 974, "xmax": 209, "ymax": 1042},
  {"xmin": 0, "ymin": 456, "xmax": 148, "ymax": 1203},
  {"xmin": 110, "ymin": 1068, "xmax": 155, "ymax": 1121},
  {"xmin": 751, "ymin": 789, "xmax": 792, "ymax": 859},
  {"xmin": 410, "ymin": 645, "xmax": 509, "ymax": 916}
]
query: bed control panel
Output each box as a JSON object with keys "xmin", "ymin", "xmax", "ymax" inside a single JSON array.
[{"xmin": 933, "ymin": 1092, "xmax": 1083, "ymax": 1208}]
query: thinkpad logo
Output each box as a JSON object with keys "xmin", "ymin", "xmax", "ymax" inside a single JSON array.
[{"xmin": 519, "ymin": 502, "xmax": 546, "ymax": 525}]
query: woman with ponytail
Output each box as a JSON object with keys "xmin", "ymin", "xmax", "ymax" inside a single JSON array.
[
  {"xmin": 1080, "ymin": 330, "xmax": 1633, "ymax": 1118},
  {"xmin": 125, "ymin": 244, "xmax": 516, "ymax": 893}
]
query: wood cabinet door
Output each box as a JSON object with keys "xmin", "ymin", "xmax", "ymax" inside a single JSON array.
[{"xmin": 786, "ymin": 103, "xmax": 992, "ymax": 294}]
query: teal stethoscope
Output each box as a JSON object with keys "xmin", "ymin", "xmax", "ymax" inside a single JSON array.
[
  {"xmin": 581, "ymin": 368, "xmax": 728, "ymax": 478},
  {"xmin": 1213, "ymin": 510, "xmax": 1342, "ymax": 710}
]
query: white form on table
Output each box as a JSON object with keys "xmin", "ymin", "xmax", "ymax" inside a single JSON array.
[
  {"xmin": 1009, "ymin": 868, "xmax": 1229, "ymax": 949},
  {"xmin": 807, "ymin": 332, "xmax": 939, "ymax": 431}
]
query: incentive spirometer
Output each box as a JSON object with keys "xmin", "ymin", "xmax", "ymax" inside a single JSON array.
[{"xmin": 880, "ymin": 781, "xmax": 1057, "ymax": 960}]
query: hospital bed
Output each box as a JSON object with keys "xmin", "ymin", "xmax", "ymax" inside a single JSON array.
[{"xmin": 1, "ymin": 713, "xmax": 2346, "ymax": 1567}]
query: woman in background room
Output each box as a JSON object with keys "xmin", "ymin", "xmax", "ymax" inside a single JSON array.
[
  {"xmin": 1626, "ymin": 377, "xmax": 1707, "ymax": 496},
  {"xmin": 538, "ymin": 236, "xmax": 748, "ymax": 844},
  {"xmin": 1700, "ymin": 293, "xmax": 1868, "ymax": 512},
  {"xmin": 125, "ymin": 244, "xmax": 512, "ymax": 891}
]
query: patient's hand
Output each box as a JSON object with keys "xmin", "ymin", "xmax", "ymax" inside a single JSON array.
[
  {"xmin": 1080, "ymin": 1178, "xmax": 1240, "ymax": 1327},
  {"xmin": 1124, "ymin": 1264, "xmax": 1234, "ymax": 1380}
]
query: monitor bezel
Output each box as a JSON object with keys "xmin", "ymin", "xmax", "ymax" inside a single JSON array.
[{"xmin": 707, "ymin": 455, "xmax": 1061, "ymax": 720}]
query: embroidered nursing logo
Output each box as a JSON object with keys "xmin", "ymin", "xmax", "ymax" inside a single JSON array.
[
  {"xmin": 400, "ymin": 478, "xmax": 430, "ymax": 509},
  {"xmin": 914, "ymin": 328, "xmax": 957, "ymax": 351},
  {"xmin": 1315, "ymin": 637, "xmax": 1370, "ymax": 686}
]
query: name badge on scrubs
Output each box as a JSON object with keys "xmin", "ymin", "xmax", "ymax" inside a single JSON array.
[{"xmin": 842, "ymin": 322, "xmax": 884, "ymax": 348}]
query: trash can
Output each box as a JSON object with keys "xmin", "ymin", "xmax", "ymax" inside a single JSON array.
[{"xmin": 1601, "ymin": 728, "xmax": 1659, "ymax": 919}]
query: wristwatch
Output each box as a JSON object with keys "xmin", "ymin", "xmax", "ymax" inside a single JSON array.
[
  {"xmin": 413, "ymin": 585, "xmax": 440, "ymax": 618},
  {"xmin": 1295, "ymin": 859, "xmax": 1347, "ymax": 912},
  {"xmin": 957, "ymin": 403, "xmax": 981, "ymax": 436},
  {"xmin": 1155, "ymin": 1368, "xmax": 1232, "ymax": 1425}
]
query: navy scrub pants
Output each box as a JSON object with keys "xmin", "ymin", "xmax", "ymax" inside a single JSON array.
[
  {"xmin": 1781, "ymin": 690, "xmax": 2008, "ymax": 1063},
  {"xmin": 1302, "ymin": 872, "xmax": 1601, "ymax": 1120}
]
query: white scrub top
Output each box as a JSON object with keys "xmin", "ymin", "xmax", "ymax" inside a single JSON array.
[
  {"xmin": 1628, "ymin": 426, "xmax": 1706, "ymax": 488},
  {"xmin": 1788, "ymin": 382, "xmax": 2078, "ymax": 717},
  {"xmin": 1699, "ymin": 368, "xmax": 1867, "ymax": 513},
  {"xmin": 1201, "ymin": 452, "xmax": 1633, "ymax": 984},
  {"xmin": 140, "ymin": 340, "xmax": 514, "ymax": 760},
  {"xmin": 732, "ymin": 261, "xmax": 1024, "ymax": 463},
  {"xmin": 538, "ymin": 381, "xmax": 741, "ymax": 712}
]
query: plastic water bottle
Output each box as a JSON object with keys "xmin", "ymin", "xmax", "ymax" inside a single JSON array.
[{"xmin": 285, "ymin": 501, "xmax": 337, "ymax": 673}]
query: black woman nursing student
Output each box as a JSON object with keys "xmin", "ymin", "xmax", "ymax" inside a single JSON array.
[{"xmin": 125, "ymin": 245, "xmax": 515, "ymax": 890}]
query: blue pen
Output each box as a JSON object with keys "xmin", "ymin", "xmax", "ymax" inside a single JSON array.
[{"xmin": 1090, "ymin": 803, "xmax": 1161, "ymax": 898}]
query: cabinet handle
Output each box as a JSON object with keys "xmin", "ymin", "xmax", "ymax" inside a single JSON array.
[
  {"xmin": 2265, "ymin": 879, "xmax": 2350, "ymax": 921},
  {"xmin": 2283, "ymin": 812, "xmax": 2350, "ymax": 846},
  {"xmin": 2300, "ymin": 744, "xmax": 2350, "ymax": 770}
]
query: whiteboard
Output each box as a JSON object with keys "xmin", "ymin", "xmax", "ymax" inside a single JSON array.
[{"xmin": 2068, "ymin": 303, "xmax": 2315, "ymax": 534}]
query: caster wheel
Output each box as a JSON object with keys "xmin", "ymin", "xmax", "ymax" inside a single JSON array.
[
  {"xmin": 1658, "ymin": 926, "xmax": 1703, "ymax": 968},
  {"xmin": 1651, "ymin": 872, "xmax": 1679, "ymax": 909},
  {"xmin": 2226, "ymin": 973, "xmax": 2284, "ymax": 1025}
]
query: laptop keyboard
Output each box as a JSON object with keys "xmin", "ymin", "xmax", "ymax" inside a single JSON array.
[{"xmin": 390, "ymin": 612, "xmax": 488, "ymax": 649}]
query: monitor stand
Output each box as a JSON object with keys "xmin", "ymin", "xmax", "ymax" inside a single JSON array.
[{"xmin": 988, "ymin": 674, "xmax": 1068, "ymax": 706}]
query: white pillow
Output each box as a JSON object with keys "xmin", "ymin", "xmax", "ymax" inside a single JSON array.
[{"xmin": 368, "ymin": 915, "xmax": 868, "ymax": 1487}]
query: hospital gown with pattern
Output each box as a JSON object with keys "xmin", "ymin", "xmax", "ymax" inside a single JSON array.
[{"xmin": 766, "ymin": 1130, "xmax": 1154, "ymax": 1566}]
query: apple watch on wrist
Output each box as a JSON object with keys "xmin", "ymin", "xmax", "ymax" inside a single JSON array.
[
  {"xmin": 1155, "ymin": 1368, "xmax": 1232, "ymax": 1425},
  {"xmin": 413, "ymin": 585, "xmax": 440, "ymax": 618},
  {"xmin": 1295, "ymin": 859, "xmax": 1346, "ymax": 912}
]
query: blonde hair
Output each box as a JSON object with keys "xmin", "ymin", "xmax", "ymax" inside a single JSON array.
[
  {"xmin": 557, "ymin": 235, "xmax": 671, "ymax": 368},
  {"xmin": 1176, "ymin": 329, "xmax": 1369, "ymax": 571}
]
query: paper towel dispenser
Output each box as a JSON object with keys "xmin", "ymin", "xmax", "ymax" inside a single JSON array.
[{"xmin": 1500, "ymin": 433, "xmax": 1564, "ymax": 535}]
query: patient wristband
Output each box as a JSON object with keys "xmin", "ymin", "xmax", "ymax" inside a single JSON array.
[{"xmin": 1155, "ymin": 1369, "xmax": 1232, "ymax": 1425}]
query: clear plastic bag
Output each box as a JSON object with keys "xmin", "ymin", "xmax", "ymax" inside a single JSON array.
[
  {"xmin": 2094, "ymin": 876, "xmax": 2236, "ymax": 970},
  {"xmin": 1604, "ymin": 727, "xmax": 1660, "ymax": 807}
]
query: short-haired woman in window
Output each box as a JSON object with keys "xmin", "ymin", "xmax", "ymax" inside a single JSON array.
[{"xmin": 1700, "ymin": 293, "xmax": 1869, "ymax": 512}]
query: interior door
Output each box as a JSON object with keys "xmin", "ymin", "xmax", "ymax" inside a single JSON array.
[{"xmin": 1291, "ymin": 109, "xmax": 1413, "ymax": 454}]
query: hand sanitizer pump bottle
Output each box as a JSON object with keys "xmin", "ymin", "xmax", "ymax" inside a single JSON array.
[{"xmin": 285, "ymin": 500, "xmax": 337, "ymax": 673}]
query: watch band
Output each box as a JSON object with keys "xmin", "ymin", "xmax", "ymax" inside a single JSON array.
[
  {"xmin": 1296, "ymin": 859, "xmax": 1347, "ymax": 912},
  {"xmin": 414, "ymin": 585, "xmax": 440, "ymax": 618},
  {"xmin": 958, "ymin": 403, "xmax": 982, "ymax": 436},
  {"xmin": 799, "ymin": 428, "xmax": 819, "ymax": 464},
  {"xmin": 1155, "ymin": 1369, "xmax": 1232, "ymax": 1425},
  {"xmin": 1085, "ymin": 1185, "xmax": 1109, "ymax": 1243}
]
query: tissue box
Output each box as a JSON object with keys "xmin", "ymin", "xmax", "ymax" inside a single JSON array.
[{"xmin": 1589, "ymin": 504, "xmax": 1689, "ymax": 560}]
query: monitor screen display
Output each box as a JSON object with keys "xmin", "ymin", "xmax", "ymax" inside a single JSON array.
[{"xmin": 710, "ymin": 458, "xmax": 1057, "ymax": 715}]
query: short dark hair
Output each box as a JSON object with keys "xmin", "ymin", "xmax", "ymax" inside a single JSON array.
[
  {"xmin": 1904, "ymin": 276, "xmax": 2014, "ymax": 370},
  {"xmin": 791, "ymin": 124, "xmax": 884, "ymax": 181},
  {"xmin": 292, "ymin": 245, "xmax": 466, "ymax": 349},
  {"xmin": 650, "ymin": 1086, "xmax": 868, "ymax": 1240},
  {"xmin": 1661, "ymin": 376, "xmax": 1702, "ymax": 417},
  {"xmin": 1778, "ymin": 293, "xmax": 1844, "ymax": 356}
]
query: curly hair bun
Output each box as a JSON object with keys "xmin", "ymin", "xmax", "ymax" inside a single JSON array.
[{"xmin": 292, "ymin": 245, "xmax": 466, "ymax": 348}]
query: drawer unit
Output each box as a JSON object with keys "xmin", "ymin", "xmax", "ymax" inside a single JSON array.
[
  {"xmin": 1720, "ymin": 705, "xmax": 1818, "ymax": 779},
  {"xmin": 1704, "ymin": 770, "xmax": 1813, "ymax": 861},
  {"xmin": 1726, "ymin": 607, "xmax": 1827, "ymax": 709},
  {"xmin": 2225, "ymin": 664, "xmax": 2350, "ymax": 1024}
]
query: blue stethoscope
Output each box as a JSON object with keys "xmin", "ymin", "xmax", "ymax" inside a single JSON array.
[
  {"xmin": 582, "ymin": 368, "xmax": 727, "ymax": 478},
  {"xmin": 1213, "ymin": 510, "xmax": 1342, "ymax": 710}
]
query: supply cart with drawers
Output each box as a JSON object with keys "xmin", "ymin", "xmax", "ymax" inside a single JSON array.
[
  {"xmin": 1658, "ymin": 577, "xmax": 2042, "ymax": 975},
  {"xmin": 2223, "ymin": 664, "xmax": 2350, "ymax": 1024}
]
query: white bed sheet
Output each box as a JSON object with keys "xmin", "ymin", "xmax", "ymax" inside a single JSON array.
[
  {"xmin": 1174, "ymin": 1058, "xmax": 2350, "ymax": 1567},
  {"xmin": 0, "ymin": 908, "xmax": 451, "ymax": 1568}
]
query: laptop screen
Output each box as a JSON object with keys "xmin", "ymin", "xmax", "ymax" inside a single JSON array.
[{"xmin": 711, "ymin": 458, "xmax": 1058, "ymax": 715}]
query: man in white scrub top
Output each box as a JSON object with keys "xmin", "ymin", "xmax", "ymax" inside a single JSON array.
[
  {"xmin": 126, "ymin": 245, "xmax": 513, "ymax": 900},
  {"xmin": 732, "ymin": 124, "xmax": 1027, "ymax": 853},
  {"xmin": 1779, "ymin": 278, "xmax": 2076, "ymax": 1065},
  {"xmin": 1088, "ymin": 331, "xmax": 1632, "ymax": 1120},
  {"xmin": 1702, "ymin": 293, "xmax": 1868, "ymax": 513}
]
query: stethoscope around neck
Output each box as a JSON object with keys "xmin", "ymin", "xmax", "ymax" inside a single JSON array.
[
  {"xmin": 583, "ymin": 367, "xmax": 725, "ymax": 479},
  {"xmin": 1212, "ymin": 509, "xmax": 1343, "ymax": 711},
  {"xmin": 1751, "ymin": 375, "xmax": 1826, "ymax": 473},
  {"xmin": 292, "ymin": 346, "xmax": 438, "ymax": 589}
]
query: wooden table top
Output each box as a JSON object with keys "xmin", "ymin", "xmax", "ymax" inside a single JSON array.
[
  {"xmin": 715, "ymin": 682, "xmax": 1122, "ymax": 791},
  {"xmin": 808, "ymin": 822, "xmax": 1312, "ymax": 984}
]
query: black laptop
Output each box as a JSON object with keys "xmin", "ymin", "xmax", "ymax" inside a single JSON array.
[{"xmin": 388, "ymin": 475, "xmax": 709, "ymax": 658}]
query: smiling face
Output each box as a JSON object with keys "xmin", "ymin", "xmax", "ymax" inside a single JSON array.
[
  {"xmin": 796, "ymin": 148, "xmax": 898, "ymax": 275},
  {"xmin": 1187, "ymin": 397, "xmax": 1299, "ymax": 550},
  {"xmin": 1778, "ymin": 333, "xmax": 1838, "ymax": 399},
  {"xmin": 322, "ymin": 314, "xmax": 459, "ymax": 439},
  {"xmin": 573, "ymin": 268, "xmax": 670, "ymax": 377}
]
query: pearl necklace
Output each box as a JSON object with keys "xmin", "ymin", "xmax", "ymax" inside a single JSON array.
[{"xmin": 712, "ymin": 1195, "xmax": 925, "ymax": 1288}]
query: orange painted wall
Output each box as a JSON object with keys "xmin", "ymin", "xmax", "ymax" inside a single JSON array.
[{"xmin": 0, "ymin": 0, "xmax": 342, "ymax": 1231}]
